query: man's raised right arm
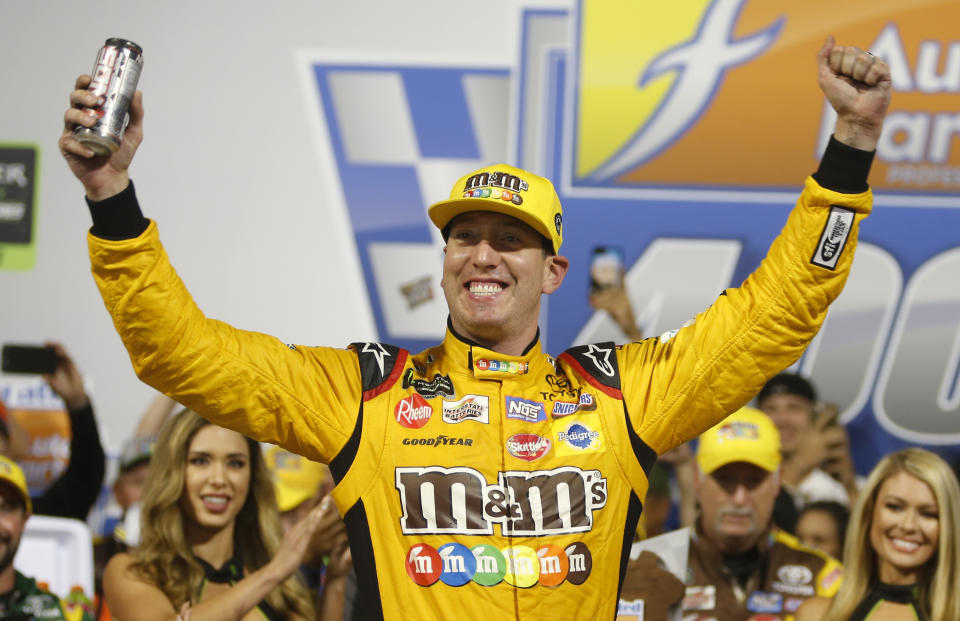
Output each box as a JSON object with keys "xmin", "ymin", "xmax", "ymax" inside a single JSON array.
[{"xmin": 60, "ymin": 76, "xmax": 362, "ymax": 463}]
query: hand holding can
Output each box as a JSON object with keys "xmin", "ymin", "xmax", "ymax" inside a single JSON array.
[{"xmin": 74, "ymin": 38, "xmax": 143, "ymax": 155}]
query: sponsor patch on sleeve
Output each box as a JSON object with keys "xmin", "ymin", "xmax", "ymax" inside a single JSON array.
[{"xmin": 811, "ymin": 205, "xmax": 855, "ymax": 270}]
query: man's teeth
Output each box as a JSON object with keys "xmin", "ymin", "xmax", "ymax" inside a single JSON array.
[
  {"xmin": 470, "ymin": 282, "xmax": 502, "ymax": 295},
  {"xmin": 891, "ymin": 538, "xmax": 920, "ymax": 552}
]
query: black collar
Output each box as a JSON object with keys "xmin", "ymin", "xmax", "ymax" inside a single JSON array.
[
  {"xmin": 194, "ymin": 549, "xmax": 244, "ymax": 584},
  {"xmin": 446, "ymin": 316, "xmax": 541, "ymax": 355},
  {"xmin": 872, "ymin": 581, "xmax": 919, "ymax": 604}
]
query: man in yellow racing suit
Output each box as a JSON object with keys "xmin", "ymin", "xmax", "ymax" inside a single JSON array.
[{"xmin": 60, "ymin": 39, "xmax": 891, "ymax": 620}]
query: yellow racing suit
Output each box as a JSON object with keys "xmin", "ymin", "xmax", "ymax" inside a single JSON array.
[{"xmin": 86, "ymin": 140, "xmax": 872, "ymax": 620}]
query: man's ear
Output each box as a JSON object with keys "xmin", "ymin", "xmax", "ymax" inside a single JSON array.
[{"xmin": 542, "ymin": 254, "xmax": 570, "ymax": 294}]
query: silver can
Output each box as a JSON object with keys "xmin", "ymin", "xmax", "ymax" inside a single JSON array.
[{"xmin": 75, "ymin": 38, "xmax": 144, "ymax": 155}]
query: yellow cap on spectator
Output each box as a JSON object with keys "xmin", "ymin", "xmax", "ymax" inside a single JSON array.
[
  {"xmin": 264, "ymin": 446, "xmax": 328, "ymax": 512},
  {"xmin": 697, "ymin": 407, "xmax": 781, "ymax": 474},
  {"xmin": 0, "ymin": 455, "xmax": 31, "ymax": 513}
]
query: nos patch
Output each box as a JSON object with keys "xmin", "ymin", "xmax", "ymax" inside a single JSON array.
[{"xmin": 505, "ymin": 396, "xmax": 546, "ymax": 422}]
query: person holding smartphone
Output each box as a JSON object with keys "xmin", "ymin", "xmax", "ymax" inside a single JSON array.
[
  {"xmin": 61, "ymin": 38, "xmax": 888, "ymax": 620},
  {"xmin": 588, "ymin": 245, "xmax": 645, "ymax": 342},
  {"xmin": 757, "ymin": 373, "xmax": 859, "ymax": 508},
  {"xmin": 1, "ymin": 343, "xmax": 106, "ymax": 521}
]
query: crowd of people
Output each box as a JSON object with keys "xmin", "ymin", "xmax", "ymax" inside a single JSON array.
[
  {"xmin": 0, "ymin": 29, "xmax": 951, "ymax": 621},
  {"xmin": 0, "ymin": 349, "xmax": 354, "ymax": 620}
]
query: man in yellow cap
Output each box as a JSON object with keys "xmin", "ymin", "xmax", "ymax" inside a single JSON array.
[
  {"xmin": 621, "ymin": 409, "xmax": 843, "ymax": 619},
  {"xmin": 0, "ymin": 456, "xmax": 93, "ymax": 620},
  {"xmin": 61, "ymin": 38, "xmax": 888, "ymax": 620}
]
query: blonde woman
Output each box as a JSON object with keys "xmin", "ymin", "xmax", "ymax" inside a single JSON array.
[
  {"xmin": 796, "ymin": 448, "xmax": 960, "ymax": 621},
  {"xmin": 104, "ymin": 409, "xmax": 323, "ymax": 620}
]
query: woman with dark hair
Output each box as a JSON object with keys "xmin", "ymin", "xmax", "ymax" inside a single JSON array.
[
  {"xmin": 796, "ymin": 500, "xmax": 849, "ymax": 560},
  {"xmin": 796, "ymin": 448, "xmax": 960, "ymax": 621},
  {"xmin": 104, "ymin": 409, "xmax": 322, "ymax": 620}
]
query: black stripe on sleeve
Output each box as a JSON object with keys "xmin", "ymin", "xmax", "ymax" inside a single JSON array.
[
  {"xmin": 615, "ymin": 491, "xmax": 644, "ymax": 610},
  {"xmin": 85, "ymin": 180, "xmax": 150, "ymax": 239},
  {"xmin": 329, "ymin": 405, "xmax": 363, "ymax": 484},
  {"xmin": 344, "ymin": 500, "xmax": 385, "ymax": 621},
  {"xmin": 622, "ymin": 403, "xmax": 657, "ymax": 476},
  {"xmin": 813, "ymin": 135, "xmax": 875, "ymax": 194}
]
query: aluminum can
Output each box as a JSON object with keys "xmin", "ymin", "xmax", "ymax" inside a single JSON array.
[{"xmin": 74, "ymin": 38, "xmax": 144, "ymax": 155}]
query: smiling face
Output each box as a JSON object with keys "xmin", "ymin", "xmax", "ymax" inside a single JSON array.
[
  {"xmin": 179, "ymin": 425, "xmax": 251, "ymax": 534},
  {"xmin": 869, "ymin": 470, "xmax": 939, "ymax": 584},
  {"xmin": 441, "ymin": 211, "xmax": 568, "ymax": 355}
]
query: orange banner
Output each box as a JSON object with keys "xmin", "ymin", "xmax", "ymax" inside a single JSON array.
[{"xmin": 574, "ymin": 0, "xmax": 960, "ymax": 192}]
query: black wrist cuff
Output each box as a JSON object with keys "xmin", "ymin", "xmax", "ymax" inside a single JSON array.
[
  {"xmin": 86, "ymin": 181, "xmax": 150, "ymax": 240},
  {"xmin": 812, "ymin": 135, "xmax": 875, "ymax": 194}
]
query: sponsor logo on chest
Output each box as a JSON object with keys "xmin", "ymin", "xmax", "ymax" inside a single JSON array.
[
  {"xmin": 746, "ymin": 591, "xmax": 783, "ymax": 614},
  {"xmin": 553, "ymin": 415, "xmax": 604, "ymax": 455},
  {"xmin": 772, "ymin": 564, "xmax": 814, "ymax": 596},
  {"xmin": 505, "ymin": 396, "xmax": 546, "ymax": 422},
  {"xmin": 616, "ymin": 599, "xmax": 644, "ymax": 620},
  {"xmin": 540, "ymin": 373, "xmax": 582, "ymax": 401},
  {"xmin": 551, "ymin": 393, "xmax": 596, "ymax": 418},
  {"xmin": 682, "ymin": 585, "xmax": 716, "ymax": 611},
  {"xmin": 402, "ymin": 368, "xmax": 456, "ymax": 399},
  {"xmin": 402, "ymin": 435, "xmax": 473, "ymax": 447},
  {"xmin": 404, "ymin": 541, "xmax": 593, "ymax": 588},
  {"xmin": 474, "ymin": 358, "xmax": 529, "ymax": 375},
  {"xmin": 395, "ymin": 465, "xmax": 607, "ymax": 536},
  {"xmin": 506, "ymin": 433, "xmax": 551, "ymax": 461},
  {"xmin": 442, "ymin": 394, "xmax": 489, "ymax": 424},
  {"xmin": 394, "ymin": 394, "xmax": 433, "ymax": 429}
]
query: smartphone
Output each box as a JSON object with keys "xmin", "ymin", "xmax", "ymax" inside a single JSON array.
[
  {"xmin": 589, "ymin": 245, "xmax": 625, "ymax": 293},
  {"xmin": 1, "ymin": 344, "xmax": 58, "ymax": 375}
]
